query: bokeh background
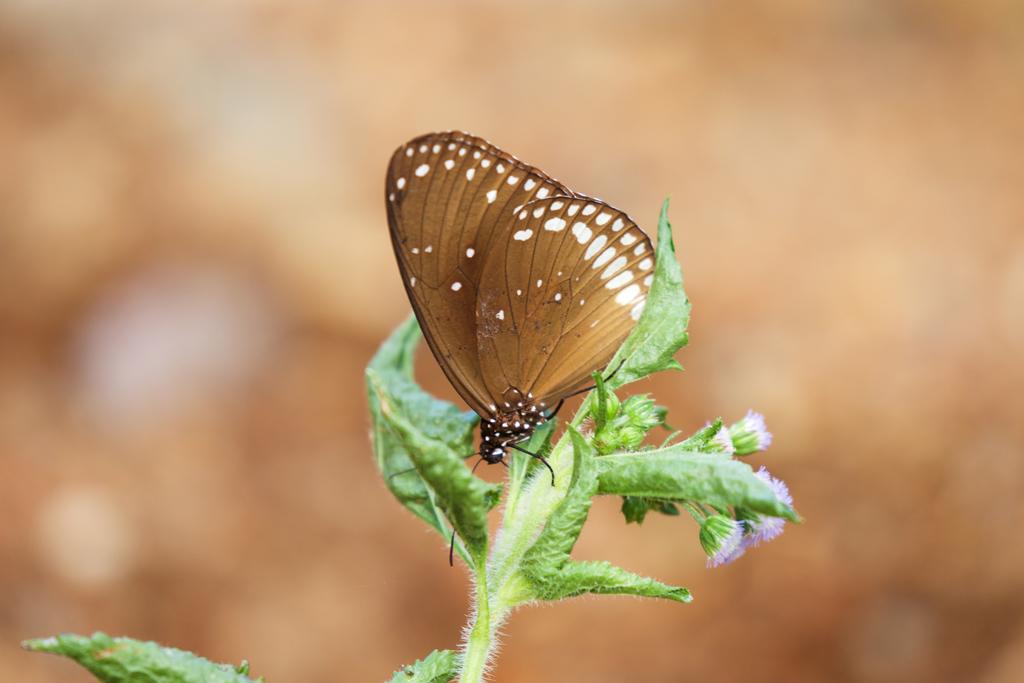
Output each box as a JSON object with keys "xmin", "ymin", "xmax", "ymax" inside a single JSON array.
[{"xmin": 2, "ymin": 1, "xmax": 1023, "ymax": 681}]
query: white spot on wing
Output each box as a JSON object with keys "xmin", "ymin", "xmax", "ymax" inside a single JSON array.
[
  {"xmin": 544, "ymin": 217, "xmax": 566, "ymax": 231},
  {"xmin": 419, "ymin": 144, "xmax": 428, "ymax": 153},
  {"xmin": 415, "ymin": 164, "xmax": 429, "ymax": 177},
  {"xmin": 593, "ymin": 247, "xmax": 616, "ymax": 268},
  {"xmin": 405, "ymin": 148, "xmax": 413, "ymax": 157},
  {"xmin": 608, "ymin": 271, "xmax": 634, "ymax": 290},
  {"xmin": 633, "ymin": 243, "xmax": 646, "ymax": 256},
  {"xmin": 572, "ymin": 222, "xmax": 593, "ymax": 244},
  {"xmin": 631, "ymin": 299, "xmax": 646, "ymax": 320},
  {"xmin": 536, "ymin": 279, "xmax": 543, "ymax": 287},
  {"xmin": 621, "ymin": 233, "xmax": 637, "ymax": 246},
  {"xmin": 496, "ymin": 309, "xmax": 505, "ymax": 320},
  {"xmin": 567, "ymin": 204, "xmax": 580, "ymax": 216},
  {"xmin": 397, "ymin": 177, "xmax": 406, "ymax": 189},
  {"xmin": 554, "ymin": 293, "xmax": 562, "ymax": 302},
  {"xmin": 424, "ymin": 245, "xmax": 433, "ymax": 253},
  {"xmin": 616, "ymin": 283, "xmax": 641, "ymax": 304},
  {"xmin": 585, "ymin": 235, "xmax": 608, "ymax": 259},
  {"xmin": 487, "ymin": 189, "xmax": 498, "ymax": 203},
  {"xmin": 466, "ymin": 247, "xmax": 475, "ymax": 258},
  {"xmin": 466, "ymin": 168, "xmax": 475, "ymax": 181},
  {"xmin": 612, "ymin": 218, "xmax": 625, "ymax": 231},
  {"xmin": 410, "ymin": 276, "xmax": 416, "ymax": 286},
  {"xmin": 481, "ymin": 159, "xmax": 491, "ymax": 168},
  {"xmin": 524, "ymin": 178, "xmax": 536, "ymax": 191},
  {"xmin": 550, "ymin": 200, "xmax": 564, "ymax": 210},
  {"xmin": 508, "ymin": 176, "xmax": 519, "ymax": 185},
  {"xmin": 639, "ymin": 258, "xmax": 653, "ymax": 270},
  {"xmin": 601, "ymin": 255, "xmax": 628, "ymax": 278},
  {"xmin": 432, "ymin": 144, "xmax": 441, "ymax": 153},
  {"xmin": 532, "ymin": 206, "xmax": 545, "ymax": 218},
  {"xmin": 595, "ymin": 212, "xmax": 612, "ymax": 225},
  {"xmin": 444, "ymin": 159, "xmax": 455, "ymax": 170},
  {"xmin": 451, "ymin": 281, "xmax": 462, "ymax": 291},
  {"xmin": 644, "ymin": 274, "xmax": 654, "ymax": 286},
  {"xmin": 496, "ymin": 163, "xmax": 505, "ymax": 173},
  {"xmin": 536, "ymin": 187, "xmax": 549, "ymax": 199},
  {"xmin": 582, "ymin": 204, "xmax": 597, "ymax": 216},
  {"xmin": 514, "ymin": 229, "xmax": 534, "ymax": 241}
]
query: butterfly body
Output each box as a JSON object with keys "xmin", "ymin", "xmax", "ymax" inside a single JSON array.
[{"xmin": 386, "ymin": 131, "xmax": 653, "ymax": 470}]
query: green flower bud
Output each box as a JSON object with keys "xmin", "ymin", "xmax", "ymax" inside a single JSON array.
[{"xmin": 699, "ymin": 514, "xmax": 745, "ymax": 567}]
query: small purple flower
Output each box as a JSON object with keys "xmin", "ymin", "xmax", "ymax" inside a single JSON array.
[
  {"xmin": 711, "ymin": 425, "xmax": 736, "ymax": 456},
  {"xmin": 699, "ymin": 515, "xmax": 745, "ymax": 568},
  {"xmin": 743, "ymin": 466, "xmax": 792, "ymax": 546},
  {"xmin": 729, "ymin": 410, "xmax": 773, "ymax": 455}
]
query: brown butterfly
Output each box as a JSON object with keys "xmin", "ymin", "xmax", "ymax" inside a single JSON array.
[{"xmin": 386, "ymin": 132, "xmax": 653, "ymax": 481}]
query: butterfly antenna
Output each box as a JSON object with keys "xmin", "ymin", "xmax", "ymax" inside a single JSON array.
[
  {"xmin": 470, "ymin": 457, "xmax": 485, "ymax": 475},
  {"xmin": 510, "ymin": 443, "xmax": 555, "ymax": 486}
]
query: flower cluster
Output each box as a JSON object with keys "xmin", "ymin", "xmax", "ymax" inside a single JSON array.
[
  {"xmin": 593, "ymin": 393, "xmax": 666, "ymax": 454},
  {"xmin": 696, "ymin": 412, "xmax": 791, "ymax": 568}
]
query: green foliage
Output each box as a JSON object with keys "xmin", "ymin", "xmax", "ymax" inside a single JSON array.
[
  {"xmin": 22, "ymin": 633, "xmax": 261, "ymax": 683},
  {"xmin": 386, "ymin": 649, "xmax": 457, "ymax": 683},
  {"xmin": 596, "ymin": 449, "xmax": 800, "ymax": 521},
  {"xmin": 366, "ymin": 317, "xmax": 502, "ymax": 566},
  {"xmin": 605, "ymin": 198, "xmax": 691, "ymax": 390},
  {"xmin": 621, "ymin": 496, "xmax": 680, "ymax": 524},
  {"xmin": 521, "ymin": 429, "xmax": 690, "ymax": 603},
  {"xmin": 22, "ymin": 201, "xmax": 796, "ymax": 683}
]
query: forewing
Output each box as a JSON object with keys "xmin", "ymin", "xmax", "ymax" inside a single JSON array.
[
  {"xmin": 475, "ymin": 196, "xmax": 654, "ymax": 406},
  {"xmin": 386, "ymin": 131, "xmax": 572, "ymax": 415}
]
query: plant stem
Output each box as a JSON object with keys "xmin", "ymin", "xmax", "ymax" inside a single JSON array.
[
  {"xmin": 459, "ymin": 563, "xmax": 493, "ymax": 683},
  {"xmin": 457, "ymin": 399, "xmax": 595, "ymax": 682}
]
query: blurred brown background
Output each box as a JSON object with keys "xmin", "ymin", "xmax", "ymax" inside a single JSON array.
[{"xmin": 2, "ymin": 1, "xmax": 1022, "ymax": 681}]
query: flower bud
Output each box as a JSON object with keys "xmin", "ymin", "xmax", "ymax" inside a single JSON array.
[
  {"xmin": 699, "ymin": 515, "xmax": 745, "ymax": 568},
  {"xmin": 728, "ymin": 410, "xmax": 773, "ymax": 455}
]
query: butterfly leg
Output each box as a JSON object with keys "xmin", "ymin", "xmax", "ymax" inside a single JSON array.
[
  {"xmin": 449, "ymin": 529, "xmax": 457, "ymax": 567},
  {"xmin": 509, "ymin": 443, "xmax": 555, "ymax": 486}
]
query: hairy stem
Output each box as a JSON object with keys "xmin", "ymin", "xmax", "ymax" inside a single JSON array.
[
  {"xmin": 456, "ymin": 398, "xmax": 594, "ymax": 682},
  {"xmin": 459, "ymin": 562, "xmax": 494, "ymax": 682}
]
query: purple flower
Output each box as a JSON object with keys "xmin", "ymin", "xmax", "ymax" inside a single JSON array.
[
  {"xmin": 699, "ymin": 515, "xmax": 745, "ymax": 568},
  {"xmin": 729, "ymin": 410, "xmax": 773, "ymax": 455},
  {"xmin": 743, "ymin": 467, "xmax": 792, "ymax": 546},
  {"xmin": 711, "ymin": 425, "xmax": 736, "ymax": 456}
]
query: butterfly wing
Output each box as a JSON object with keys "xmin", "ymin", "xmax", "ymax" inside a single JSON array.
[
  {"xmin": 475, "ymin": 196, "xmax": 655, "ymax": 406},
  {"xmin": 386, "ymin": 131, "xmax": 571, "ymax": 415}
]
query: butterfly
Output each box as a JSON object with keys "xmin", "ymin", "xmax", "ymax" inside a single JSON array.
[{"xmin": 386, "ymin": 131, "xmax": 654, "ymax": 481}]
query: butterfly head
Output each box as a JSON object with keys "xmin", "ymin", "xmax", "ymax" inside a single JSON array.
[{"xmin": 479, "ymin": 399, "xmax": 547, "ymax": 464}]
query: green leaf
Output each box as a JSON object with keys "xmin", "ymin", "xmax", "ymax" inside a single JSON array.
[
  {"xmin": 607, "ymin": 198, "xmax": 691, "ymax": 389},
  {"xmin": 621, "ymin": 496, "xmax": 680, "ymax": 524},
  {"xmin": 366, "ymin": 316, "xmax": 501, "ymax": 566},
  {"xmin": 538, "ymin": 560, "xmax": 692, "ymax": 603},
  {"xmin": 596, "ymin": 449, "xmax": 800, "ymax": 521},
  {"xmin": 23, "ymin": 632, "xmax": 261, "ymax": 682},
  {"xmin": 386, "ymin": 649, "xmax": 457, "ymax": 683},
  {"xmin": 520, "ymin": 428, "xmax": 599, "ymax": 575},
  {"xmin": 520, "ymin": 429, "xmax": 690, "ymax": 603}
]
